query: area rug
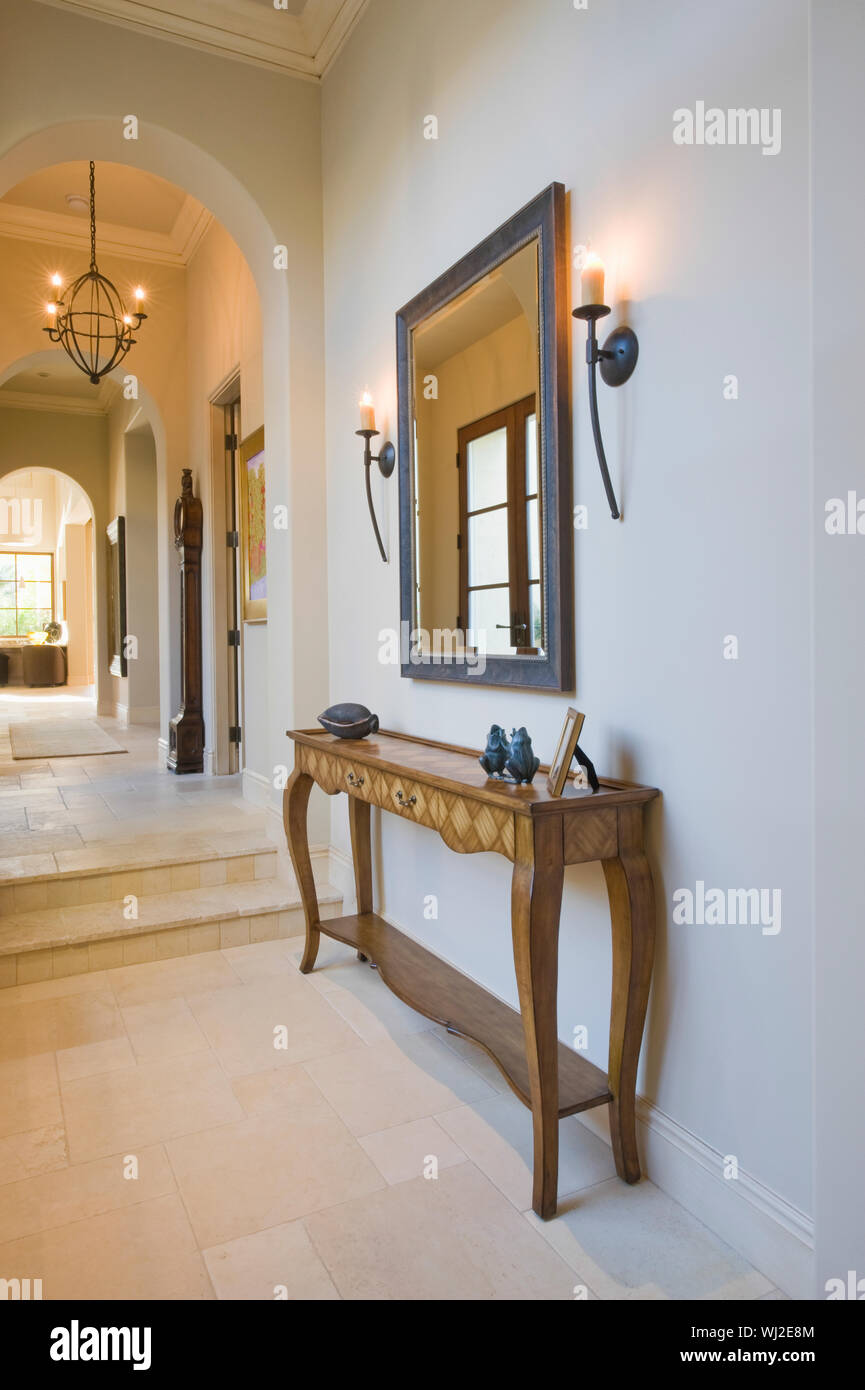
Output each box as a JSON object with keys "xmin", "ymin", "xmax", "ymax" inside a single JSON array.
[{"xmin": 9, "ymin": 719, "xmax": 127, "ymax": 759}]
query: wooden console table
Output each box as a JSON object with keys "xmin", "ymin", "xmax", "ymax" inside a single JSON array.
[{"xmin": 284, "ymin": 728, "xmax": 659, "ymax": 1220}]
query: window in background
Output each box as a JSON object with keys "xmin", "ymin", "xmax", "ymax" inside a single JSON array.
[{"xmin": 0, "ymin": 553, "xmax": 54, "ymax": 636}]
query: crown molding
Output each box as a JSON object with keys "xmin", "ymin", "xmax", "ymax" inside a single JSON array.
[
  {"xmin": 0, "ymin": 195, "xmax": 213, "ymax": 268},
  {"xmin": 0, "ymin": 389, "xmax": 111, "ymax": 417},
  {"xmin": 30, "ymin": 0, "xmax": 369, "ymax": 80}
]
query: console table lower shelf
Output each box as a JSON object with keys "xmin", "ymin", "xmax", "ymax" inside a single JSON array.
[{"xmin": 284, "ymin": 727, "xmax": 659, "ymax": 1221}]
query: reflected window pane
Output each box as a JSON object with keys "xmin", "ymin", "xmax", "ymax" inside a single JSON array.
[
  {"xmin": 17, "ymin": 609, "xmax": 36, "ymax": 635},
  {"xmin": 529, "ymin": 583, "xmax": 543, "ymax": 649},
  {"xmin": 526, "ymin": 413, "xmax": 538, "ymax": 495},
  {"xmin": 0, "ymin": 612, "xmax": 15, "ymax": 636},
  {"xmin": 17, "ymin": 580, "xmax": 37, "ymax": 607},
  {"xmin": 468, "ymin": 507, "xmax": 509, "ymax": 588},
  {"xmin": 18, "ymin": 555, "xmax": 51, "ymax": 581},
  {"xmin": 467, "ymin": 427, "xmax": 508, "ymax": 512},
  {"xmin": 0, "ymin": 581, "xmax": 14, "ymax": 605},
  {"xmin": 527, "ymin": 498, "xmax": 540, "ymax": 583},
  {"xmin": 469, "ymin": 586, "xmax": 512, "ymax": 655},
  {"xmin": 0, "ymin": 557, "xmax": 14, "ymax": 582}
]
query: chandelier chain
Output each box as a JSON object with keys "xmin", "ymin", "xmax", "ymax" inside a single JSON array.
[{"xmin": 89, "ymin": 160, "xmax": 96, "ymax": 270}]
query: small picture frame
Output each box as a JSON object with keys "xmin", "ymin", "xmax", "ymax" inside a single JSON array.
[{"xmin": 547, "ymin": 707, "xmax": 585, "ymax": 797}]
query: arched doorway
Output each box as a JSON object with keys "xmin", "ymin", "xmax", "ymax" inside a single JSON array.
[{"xmin": 0, "ymin": 464, "xmax": 96, "ymax": 696}]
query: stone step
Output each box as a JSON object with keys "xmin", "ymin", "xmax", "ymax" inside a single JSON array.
[
  {"xmin": 0, "ymin": 830, "xmax": 280, "ymax": 915},
  {"xmin": 0, "ymin": 878, "xmax": 342, "ymax": 989}
]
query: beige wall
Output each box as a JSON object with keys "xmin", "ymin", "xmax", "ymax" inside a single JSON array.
[{"xmin": 63, "ymin": 522, "xmax": 92, "ymax": 686}]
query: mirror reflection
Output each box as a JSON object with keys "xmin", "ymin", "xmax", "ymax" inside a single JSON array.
[{"xmin": 411, "ymin": 238, "xmax": 543, "ymax": 657}]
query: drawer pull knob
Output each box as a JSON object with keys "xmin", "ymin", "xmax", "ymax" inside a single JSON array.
[
  {"xmin": 395, "ymin": 789, "xmax": 417, "ymax": 807},
  {"xmin": 346, "ymin": 772, "xmax": 365, "ymax": 787}
]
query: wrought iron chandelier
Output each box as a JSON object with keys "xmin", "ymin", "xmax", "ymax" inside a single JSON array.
[{"xmin": 44, "ymin": 161, "xmax": 148, "ymax": 385}]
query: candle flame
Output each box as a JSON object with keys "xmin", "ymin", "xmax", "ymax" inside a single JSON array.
[
  {"xmin": 50, "ymin": 273, "xmax": 62, "ymax": 288},
  {"xmin": 360, "ymin": 389, "xmax": 373, "ymax": 407}
]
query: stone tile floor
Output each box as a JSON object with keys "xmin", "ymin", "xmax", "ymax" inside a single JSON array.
[{"xmin": 0, "ymin": 689, "xmax": 788, "ymax": 1300}]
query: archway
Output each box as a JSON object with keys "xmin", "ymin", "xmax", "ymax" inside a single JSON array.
[{"xmin": 0, "ymin": 123, "xmax": 297, "ymax": 798}]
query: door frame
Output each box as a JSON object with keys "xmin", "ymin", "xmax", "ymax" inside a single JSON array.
[{"xmin": 208, "ymin": 372, "xmax": 243, "ymax": 776}]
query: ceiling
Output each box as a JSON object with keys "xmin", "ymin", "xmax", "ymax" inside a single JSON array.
[
  {"xmin": 0, "ymin": 161, "xmax": 211, "ymax": 268},
  {"xmin": 0, "ymin": 360, "xmax": 118, "ymax": 416},
  {"xmin": 32, "ymin": 0, "xmax": 368, "ymax": 78}
]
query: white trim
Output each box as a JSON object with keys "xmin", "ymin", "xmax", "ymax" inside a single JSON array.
[
  {"xmin": 0, "ymin": 390, "xmax": 109, "ymax": 417},
  {"xmin": 0, "ymin": 197, "xmax": 212, "ymax": 269},
  {"xmin": 126, "ymin": 704, "xmax": 160, "ymax": 724},
  {"xmin": 242, "ymin": 766, "xmax": 271, "ymax": 807},
  {"xmin": 157, "ymin": 735, "xmax": 169, "ymax": 757},
  {"xmin": 31, "ymin": 0, "xmax": 368, "ymax": 81}
]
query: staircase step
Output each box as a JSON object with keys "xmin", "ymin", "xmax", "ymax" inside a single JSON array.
[
  {"xmin": 0, "ymin": 880, "xmax": 342, "ymax": 989},
  {"xmin": 0, "ymin": 831, "xmax": 279, "ymax": 915}
]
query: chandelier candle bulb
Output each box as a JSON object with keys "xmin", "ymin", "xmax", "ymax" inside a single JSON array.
[
  {"xmin": 581, "ymin": 253, "xmax": 606, "ymax": 306},
  {"xmin": 359, "ymin": 391, "xmax": 376, "ymax": 432}
]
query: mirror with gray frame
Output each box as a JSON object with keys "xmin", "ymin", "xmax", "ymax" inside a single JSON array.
[{"xmin": 397, "ymin": 183, "xmax": 573, "ymax": 689}]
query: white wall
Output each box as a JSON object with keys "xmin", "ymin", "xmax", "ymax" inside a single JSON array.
[
  {"xmin": 811, "ymin": 0, "xmax": 865, "ymax": 1297},
  {"xmin": 322, "ymin": 0, "xmax": 813, "ymax": 1288}
]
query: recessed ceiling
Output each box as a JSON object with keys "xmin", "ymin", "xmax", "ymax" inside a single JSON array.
[
  {"xmin": 0, "ymin": 162, "xmax": 211, "ymax": 268},
  {"xmin": 0, "ymin": 358, "xmax": 119, "ymax": 415},
  {"xmin": 1, "ymin": 163, "xmax": 187, "ymax": 237},
  {"xmin": 31, "ymin": 0, "xmax": 368, "ymax": 78}
]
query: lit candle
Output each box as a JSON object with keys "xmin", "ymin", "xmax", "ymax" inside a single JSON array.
[
  {"xmin": 359, "ymin": 390, "xmax": 376, "ymax": 432},
  {"xmin": 581, "ymin": 253, "xmax": 606, "ymax": 307},
  {"xmin": 50, "ymin": 273, "xmax": 62, "ymax": 291},
  {"xmin": 134, "ymin": 286, "xmax": 145, "ymax": 306},
  {"xmin": 45, "ymin": 302, "xmax": 58, "ymax": 317}
]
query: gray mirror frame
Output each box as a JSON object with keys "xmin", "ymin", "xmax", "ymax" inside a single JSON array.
[{"xmin": 396, "ymin": 182, "xmax": 573, "ymax": 690}]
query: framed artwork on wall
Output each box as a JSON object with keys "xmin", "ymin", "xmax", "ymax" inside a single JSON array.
[
  {"xmin": 106, "ymin": 516, "xmax": 127, "ymax": 677},
  {"xmin": 239, "ymin": 425, "xmax": 267, "ymax": 623}
]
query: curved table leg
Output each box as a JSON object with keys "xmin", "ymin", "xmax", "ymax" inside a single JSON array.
[
  {"xmin": 283, "ymin": 767, "xmax": 320, "ymax": 974},
  {"xmin": 602, "ymin": 806, "xmax": 656, "ymax": 1184},
  {"xmin": 511, "ymin": 815, "xmax": 564, "ymax": 1220}
]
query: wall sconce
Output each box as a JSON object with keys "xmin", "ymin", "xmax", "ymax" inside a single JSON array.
[
  {"xmin": 572, "ymin": 254, "xmax": 639, "ymax": 521},
  {"xmin": 356, "ymin": 392, "xmax": 395, "ymax": 561}
]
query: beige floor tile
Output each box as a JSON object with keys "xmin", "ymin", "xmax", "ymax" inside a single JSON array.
[
  {"xmin": 304, "ymin": 1162, "xmax": 575, "ymax": 1300},
  {"xmin": 231, "ymin": 1064, "xmax": 340, "ymax": 1119},
  {"xmin": 0, "ymin": 1143, "xmax": 174, "ymax": 1243},
  {"xmin": 304, "ymin": 1031, "xmax": 497, "ymax": 1137},
  {"xmin": 314, "ymin": 959, "xmax": 434, "ymax": 1043},
  {"xmin": 167, "ymin": 1105, "xmax": 385, "ymax": 1247},
  {"xmin": 204, "ymin": 1220, "xmax": 340, "ymax": 1300},
  {"xmin": 0, "ymin": 1193, "xmax": 213, "ymax": 1300},
  {"xmin": 0, "ymin": 970, "xmax": 112, "ymax": 1008},
  {"xmin": 56, "ymin": 1035, "xmax": 136, "ymax": 1083},
  {"xmin": 61, "ymin": 1051, "xmax": 245, "ymax": 1161},
  {"xmin": 186, "ymin": 975, "xmax": 363, "ymax": 1078},
  {"xmin": 0, "ymin": 1053, "xmax": 62, "ymax": 1138},
  {"xmin": 436, "ymin": 1094, "xmax": 616, "ymax": 1211},
  {"xmin": 0, "ymin": 1124, "xmax": 67, "ymax": 1186},
  {"xmin": 120, "ymin": 997, "xmax": 209, "ymax": 1061},
  {"xmin": 105, "ymin": 951, "xmax": 243, "ymax": 1006},
  {"xmin": 219, "ymin": 939, "xmax": 297, "ymax": 984},
  {"xmin": 0, "ymin": 990, "xmax": 124, "ymax": 1064},
  {"xmin": 359, "ymin": 1116, "xmax": 467, "ymax": 1186}
]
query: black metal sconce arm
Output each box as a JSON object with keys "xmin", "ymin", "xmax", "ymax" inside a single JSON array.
[
  {"xmin": 573, "ymin": 304, "xmax": 639, "ymax": 521},
  {"xmin": 357, "ymin": 429, "xmax": 396, "ymax": 562}
]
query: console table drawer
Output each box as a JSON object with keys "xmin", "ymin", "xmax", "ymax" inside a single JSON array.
[{"xmin": 297, "ymin": 742, "xmax": 515, "ymax": 859}]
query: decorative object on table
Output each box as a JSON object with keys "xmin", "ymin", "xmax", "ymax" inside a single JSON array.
[
  {"xmin": 239, "ymin": 426, "xmax": 267, "ymax": 623},
  {"xmin": 479, "ymin": 725, "xmax": 511, "ymax": 777},
  {"xmin": 505, "ymin": 728, "xmax": 541, "ymax": 785},
  {"xmin": 547, "ymin": 707, "xmax": 586, "ymax": 796},
  {"xmin": 574, "ymin": 743, "xmax": 600, "ymax": 794},
  {"xmin": 43, "ymin": 161, "xmax": 148, "ymax": 385},
  {"xmin": 168, "ymin": 470, "xmax": 204, "ymax": 775},
  {"xmin": 43, "ymin": 621, "xmax": 62, "ymax": 643},
  {"xmin": 572, "ymin": 253, "xmax": 639, "ymax": 521},
  {"xmin": 318, "ymin": 703, "xmax": 380, "ymax": 740},
  {"xmin": 356, "ymin": 392, "xmax": 395, "ymax": 563}
]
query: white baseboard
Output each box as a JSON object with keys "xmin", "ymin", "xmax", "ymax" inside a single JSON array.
[
  {"xmin": 242, "ymin": 767, "xmax": 271, "ymax": 806},
  {"xmin": 575, "ymin": 1101, "xmax": 813, "ymax": 1300},
  {"xmin": 157, "ymin": 736, "xmax": 169, "ymax": 758},
  {"xmin": 113, "ymin": 703, "xmax": 129, "ymax": 728}
]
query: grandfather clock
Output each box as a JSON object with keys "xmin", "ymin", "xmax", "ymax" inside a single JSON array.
[{"xmin": 168, "ymin": 469, "xmax": 205, "ymax": 774}]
